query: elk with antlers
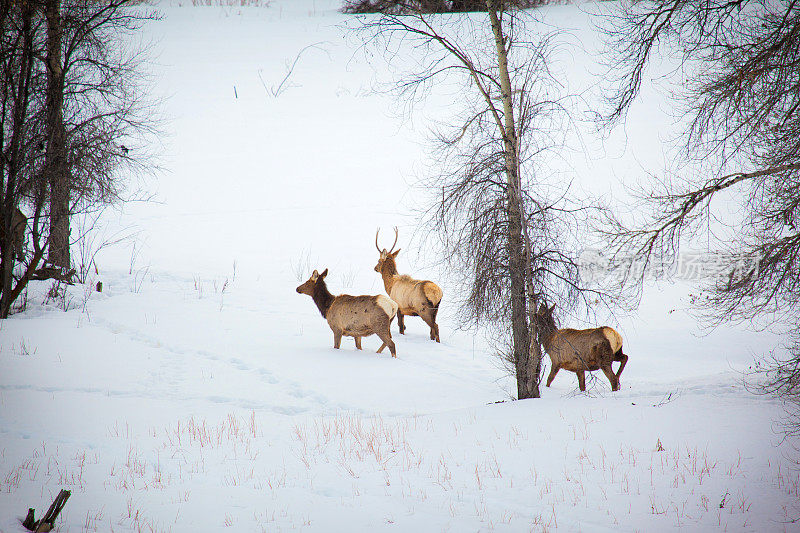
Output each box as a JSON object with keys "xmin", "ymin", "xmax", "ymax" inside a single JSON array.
[
  {"xmin": 296, "ymin": 268, "xmax": 399, "ymax": 357},
  {"xmin": 534, "ymin": 303, "xmax": 629, "ymax": 392},
  {"xmin": 375, "ymin": 228, "xmax": 443, "ymax": 342}
]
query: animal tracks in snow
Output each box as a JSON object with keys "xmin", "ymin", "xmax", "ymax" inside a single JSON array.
[{"xmin": 83, "ymin": 315, "xmax": 354, "ymax": 414}]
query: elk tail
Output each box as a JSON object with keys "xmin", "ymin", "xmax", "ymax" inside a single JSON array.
[
  {"xmin": 601, "ymin": 327, "xmax": 624, "ymax": 357},
  {"xmin": 423, "ymin": 282, "xmax": 443, "ymax": 308},
  {"xmin": 376, "ymin": 295, "xmax": 399, "ymax": 320}
]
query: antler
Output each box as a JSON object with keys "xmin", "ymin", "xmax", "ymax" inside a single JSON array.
[{"xmin": 376, "ymin": 227, "xmax": 400, "ymax": 253}]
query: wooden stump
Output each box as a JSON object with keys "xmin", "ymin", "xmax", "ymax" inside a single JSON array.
[{"xmin": 23, "ymin": 489, "xmax": 70, "ymax": 532}]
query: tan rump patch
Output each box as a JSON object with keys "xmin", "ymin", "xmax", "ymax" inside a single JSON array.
[
  {"xmin": 376, "ymin": 295, "xmax": 399, "ymax": 318},
  {"xmin": 423, "ymin": 282, "xmax": 443, "ymax": 306},
  {"xmin": 602, "ymin": 327, "xmax": 623, "ymax": 353}
]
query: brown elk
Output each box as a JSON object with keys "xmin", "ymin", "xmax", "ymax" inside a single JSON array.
[
  {"xmin": 296, "ymin": 268, "xmax": 399, "ymax": 357},
  {"xmin": 374, "ymin": 228, "xmax": 443, "ymax": 342},
  {"xmin": 534, "ymin": 303, "xmax": 629, "ymax": 392},
  {"xmin": 0, "ymin": 207, "xmax": 27, "ymax": 262}
]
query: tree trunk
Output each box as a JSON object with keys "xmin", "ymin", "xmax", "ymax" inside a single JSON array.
[
  {"xmin": 509, "ymin": 198, "xmax": 536, "ymax": 398},
  {"xmin": 1, "ymin": 0, "xmax": 35, "ymax": 318},
  {"xmin": 487, "ymin": 0, "xmax": 540, "ymax": 399},
  {"xmin": 44, "ymin": 0, "xmax": 70, "ymax": 270}
]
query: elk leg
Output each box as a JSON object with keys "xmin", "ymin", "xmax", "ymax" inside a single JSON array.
[
  {"xmin": 375, "ymin": 329, "xmax": 396, "ymax": 358},
  {"xmin": 397, "ymin": 312, "xmax": 406, "ymax": 335},
  {"xmin": 576, "ymin": 370, "xmax": 586, "ymax": 392},
  {"xmin": 546, "ymin": 364, "xmax": 560, "ymax": 387},
  {"xmin": 354, "ymin": 336, "xmax": 362, "ymax": 350},
  {"xmin": 615, "ymin": 352, "xmax": 629, "ymax": 381},
  {"xmin": 601, "ymin": 365, "xmax": 619, "ymax": 391},
  {"xmin": 333, "ymin": 331, "xmax": 342, "ymax": 349},
  {"xmin": 429, "ymin": 307, "xmax": 440, "ymax": 342},
  {"xmin": 419, "ymin": 308, "xmax": 440, "ymax": 343}
]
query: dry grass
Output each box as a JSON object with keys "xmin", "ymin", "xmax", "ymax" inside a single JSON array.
[
  {"xmin": 0, "ymin": 410, "xmax": 793, "ymax": 531},
  {"xmin": 284, "ymin": 410, "xmax": 792, "ymax": 530}
]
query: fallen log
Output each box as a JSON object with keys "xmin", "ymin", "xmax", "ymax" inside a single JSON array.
[{"xmin": 31, "ymin": 266, "xmax": 75, "ymax": 283}]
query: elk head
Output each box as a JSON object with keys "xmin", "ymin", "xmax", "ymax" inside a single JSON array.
[
  {"xmin": 374, "ymin": 227, "xmax": 401, "ymax": 273},
  {"xmin": 533, "ymin": 302, "xmax": 558, "ymax": 338},
  {"xmin": 296, "ymin": 268, "xmax": 328, "ymax": 295}
]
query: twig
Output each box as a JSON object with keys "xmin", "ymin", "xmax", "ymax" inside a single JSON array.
[{"xmin": 260, "ymin": 42, "xmax": 328, "ymax": 97}]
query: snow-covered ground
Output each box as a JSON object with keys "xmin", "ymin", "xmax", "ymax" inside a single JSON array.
[{"xmin": 1, "ymin": 1, "xmax": 797, "ymax": 531}]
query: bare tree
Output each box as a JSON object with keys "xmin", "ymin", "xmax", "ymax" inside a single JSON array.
[
  {"xmin": 43, "ymin": 0, "xmax": 160, "ymax": 273},
  {"xmin": 0, "ymin": 0, "xmax": 50, "ymax": 318},
  {"xmin": 750, "ymin": 330, "xmax": 800, "ymax": 439},
  {"xmin": 599, "ymin": 2, "xmax": 800, "ymax": 421},
  {"xmin": 0, "ymin": 0, "xmax": 159, "ymax": 317},
  {"xmin": 359, "ymin": 0, "xmax": 606, "ymax": 399},
  {"xmin": 600, "ymin": 1, "xmax": 799, "ymax": 324},
  {"xmin": 342, "ymin": 0, "xmax": 542, "ymax": 14}
]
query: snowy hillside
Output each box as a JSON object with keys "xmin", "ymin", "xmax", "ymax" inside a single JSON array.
[{"xmin": 1, "ymin": 1, "xmax": 797, "ymax": 531}]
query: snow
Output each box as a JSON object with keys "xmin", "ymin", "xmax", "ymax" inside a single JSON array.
[{"xmin": 1, "ymin": 1, "xmax": 797, "ymax": 531}]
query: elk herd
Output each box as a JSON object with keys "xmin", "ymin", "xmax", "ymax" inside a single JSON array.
[
  {"xmin": 3, "ymin": 215, "xmax": 630, "ymax": 393},
  {"xmin": 296, "ymin": 228, "xmax": 630, "ymax": 393},
  {"xmin": 296, "ymin": 228, "xmax": 441, "ymax": 360}
]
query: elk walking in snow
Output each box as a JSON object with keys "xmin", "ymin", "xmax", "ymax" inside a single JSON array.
[
  {"xmin": 374, "ymin": 228, "xmax": 443, "ymax": 342},
  {"xmin": 296, "ymin": 268, "xmax": 399, "ymax": 357},
  {"xmin": 534, "ymin": 303, "xmax": 629, "ymax": 392}
]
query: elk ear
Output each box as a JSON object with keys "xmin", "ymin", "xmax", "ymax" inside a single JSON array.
[
  {"xmin": 391, "ymin": 249, "xmax": 401, "ymax": 257},
  {"xmin": 537, "ymin": 303, "xmax": 547, "ymax": 315},
  {"xmin": 548, "ymin": 303, "xmax": 556, "ymax": 314},
  {"xmin": 319, "ymin": 268, "xmax": 328, "ymax": 279},
  {"xmin": 311, "ymin": 269, "xmax": 319, "ymax": 280}
]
